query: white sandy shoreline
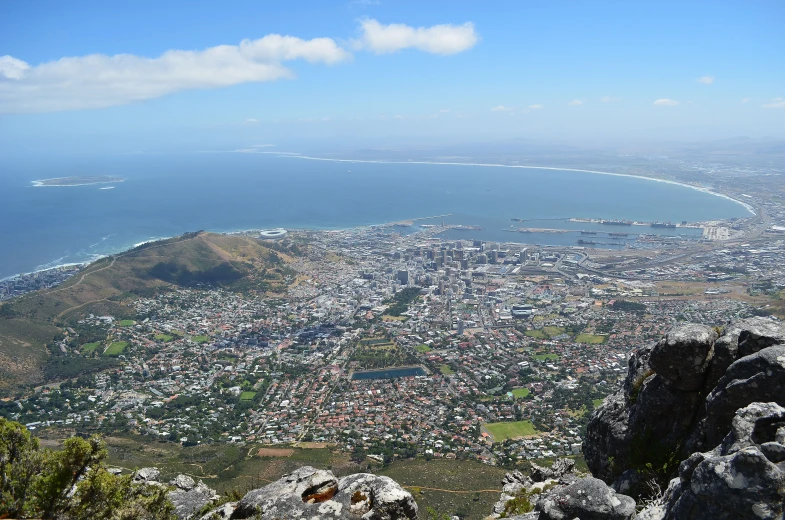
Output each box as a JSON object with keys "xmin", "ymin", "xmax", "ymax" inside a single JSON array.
[
  {"xmin": 234, "ymin": 150, "xmax": 756, "ymax": 215},
  {"xmin": 31, "ymin": 178, "xmax": 125, "ymax": 187}
]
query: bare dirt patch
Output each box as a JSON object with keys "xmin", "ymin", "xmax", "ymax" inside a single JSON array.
[
  {"xmin": 298, "ymin": 442, "xmax": 334, "ymax": 449},
  {"xmin": 256, "ymin": 448, "xmax": 294, "ymax": 457}
]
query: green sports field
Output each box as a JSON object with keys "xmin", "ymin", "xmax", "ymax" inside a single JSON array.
[
  {"xmin": 104, "ymin": 341, "xmax": 128, "ymax": 356},
  {"xmin": 484, "ymin": 420, "xmax": 538, "ymax": 441},
  {"xmin": 575, "ymin": 334, "xmax": 607, "ymax": 344},
  {"xmin": 80, "ymin": 342, "xmax": 101, "ymax": 354}
]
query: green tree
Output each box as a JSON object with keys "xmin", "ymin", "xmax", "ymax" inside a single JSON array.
[
  {"xmin": 0, "ymin": 417, "xmax": 175, "ymax": 519},
  {"xmin": 0, "ymin": 418, "xmax": 46, "ymax": 517}
]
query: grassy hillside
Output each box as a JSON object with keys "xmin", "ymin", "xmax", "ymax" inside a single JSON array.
[{"xmin": 0, "ymin": 232, "xmax": 297, "ymax": 394}]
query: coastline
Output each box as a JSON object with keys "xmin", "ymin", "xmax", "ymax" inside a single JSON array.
[
  {"xmin": 31, "ymin": 178, "xmax": 126, "ymax": 188},
  {"xmin": 4, "ymin": 155, "xmax": 756, "ymax": 281},
  {"xmin": 235, "ymin": 150, "xmax": 757, "ymax": 215}
]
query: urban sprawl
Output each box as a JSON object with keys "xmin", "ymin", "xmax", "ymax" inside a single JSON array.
[{"xmin": 6, "ymin": 204, "xmax": 785, "ymax": 469}]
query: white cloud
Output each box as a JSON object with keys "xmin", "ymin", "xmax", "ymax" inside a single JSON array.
[
  {"xmin": 245, "ymin": 118, "xmax": 259, "ymax": 123},
  {"xmin": 763, "ymin": 97, "xmax": 785, "ymax": 109},
  {"xmin": 697, "ymin": 76, "xmax": 714, "ymax": 84},
  {"xmin": 355, "ymin": 18, "xmax": 478, "ymax": 55},
  {"xmin": 439, "ymin": 109, "xmax": 451, "ymax": 113},
  {"xmin": 568, "ymin": 100, "xmax": 583, "ymax": 106},
  {"xmin": 653, "ymin": 98, "xmax": 679, "ymax": 106},
  {"xmin": 600, "ymin": 96, "xmax": 619, "ymax": 103},
  {"xmin": 491, "ymin": 105, "xmax": 514, "ymax": 112},
  {"xmin": 528, "ymin": 104, "xmax": 543, "ymax": 109},
  {"xmin": 741, "ymin": 97, "xmax": 751, "ymax": 103},
  {"xmin": 0, "ymin": 56, "xmax": 29, "ymax": 79},
  {"xmin": 0, "ymin": 34, "xmax": 350, "ymax": 113}
]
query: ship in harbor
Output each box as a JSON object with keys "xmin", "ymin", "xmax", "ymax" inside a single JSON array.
[
  {"xmin": 450, "ymin": 225, "xmax": 482, "ymax": 231},
  {"xmin": 608, "ymin": 232, "xmax": 629, "ymax": 237},
  {"xmin": 580, "ymin": 231, "xmax": 597, "ymax": 235},
  {"xmin": 578, "ymin": 239, "xmax": 598, "ymax": 245},
  {"xmin": 651, "ymin": 221, "xmax": 677, "ymax": 228},
  {"xmin": 601, "ymin": 219, "xmax": 633, "ymax": 226}
]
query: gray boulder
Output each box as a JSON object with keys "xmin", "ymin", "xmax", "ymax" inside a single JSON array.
[
  {"xmin": 649, "ymin": 323, "xmax": 717, "ymax": 391},
  {"xmin": 132, "ymin": 467, "xmax": 161, "ymax": 484},
  {"xmin": 338, "ymin": 472, "xmax": 419, "ymax": 519},
  {"xmin": 535, "ymin": 477, "xmax": 636, "ymax": 520},
  {"xmin": 171, "ymin": 474, "xmax": 197, "ymax": 491},
  {"xmin": 221, "ymin": 466, "xmax": 417, "ymax": 520},
  {"xmin": 736, "ymin": 317, "xmax": 785, "ymax": 358},
  {"xmin": 530, "ymin": 458, "xmax": 575, "ymax": 482},
  {"xmin": 643, "ymin": 402, "xmax": 785, "ymax": 520},
  {"xmin": 504, "ymin": 469, "xmax": 533, "ymax": 488},
  {"xmin": 705, "ymin": 318, "xmax": 785, "ymax": 390},
  {"xmin": 702, "ymin": 345, "xmax": 785, "ymax": 446},
  {"xmin": 169, "ymin": 480, "xmax": 220, "ymax": 520}
]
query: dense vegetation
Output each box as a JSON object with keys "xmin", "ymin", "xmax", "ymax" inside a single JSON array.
[
  {"xmin": 0, "ymin": 418, "xmax": 174, "ymax": 519},
  {"xmin": 384, "ymin": 287, "xmax": 422, "ymax": 316},
  {"xmin": 147, "ymin": 261, "xmax": 245, "ymax": 287}
]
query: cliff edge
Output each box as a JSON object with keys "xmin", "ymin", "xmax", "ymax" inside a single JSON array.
[{"xmin": 582, "ymin": 317, "xmax": 785, "ymax": 519}]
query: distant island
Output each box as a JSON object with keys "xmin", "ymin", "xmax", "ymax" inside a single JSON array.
[{"xmin": 32, "ymin": 175, "xmax": 125, "ymax": 187}]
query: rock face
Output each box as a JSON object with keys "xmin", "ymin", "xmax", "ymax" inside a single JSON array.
[
  {"xmin": 640, "ymin": 402, "xmax": 785, "ymax": 520},
  {"xmin": 649, "ymin": 324, "xmax": 718, "ymax": 391},
  {"xmin": 584, "ymin": 318, "xmax": 785, "ymax": 519},
  {"xmin": 582, "ymin": 339, "xmax": 703, "ymax": 488},
  {"xmin": 199, "ymin": 466, "xmax": 417, "ymax": 520},
  {"xmin": 701, "ymin": 345, "xmax": 785, "ymax": 447}
]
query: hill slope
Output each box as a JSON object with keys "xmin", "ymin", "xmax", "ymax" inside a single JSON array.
[{"xmin": 0, "ymin": 232, "xmax": 297, "ymax": 393}]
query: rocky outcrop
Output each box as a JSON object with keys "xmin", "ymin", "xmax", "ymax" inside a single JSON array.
[
  {"xmin": 582, "ymin": 329, "xmax": 705, "ymax": 489},
  {"xmin": 700, "ymin": 345, "xmax": 785, "ymax": 448},
  {"xmin": 168, "ymin": 474, "xmax": 220, "ymax": 520},
  {"xmin": 491, "ymin": 464, "xmax": 636, "ymax": 520},
  {"xmin": 530, "ymin": 458, "xmax": 575, "ymax": 483},
  {"xmin": 535, "ymin": 477, "xmax": 636, "ymax": 520},
  {"xmin": 648, "ymin": 324, "xmax": 717, "ymax": 391},
  {"xmin": 584, "ymin": 318, "xmax": 785, "ymax": 519},
  {"xmin": 133, "ymin": 467, "xmax": 162, "ymax": 484},
  {"xmin": 198, "ymin": 466, "xmax": 417, "ymax": 520},
  {"xmin": 131, "ymin": 468, "xmax": 220, "ymax": 520},
  {"xmin": 639, "ymin": 402, "xmax": 785, "ymax": 520}
]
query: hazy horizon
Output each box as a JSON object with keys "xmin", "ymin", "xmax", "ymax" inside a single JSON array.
[{"xmin": 2, "ymin": 0, "xmax": 784, "ymax": 156}]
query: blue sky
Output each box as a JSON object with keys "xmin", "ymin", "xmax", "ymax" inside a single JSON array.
[{"xmin": 1, "ymin": 0, "xmax": 783, "ymax": 153}]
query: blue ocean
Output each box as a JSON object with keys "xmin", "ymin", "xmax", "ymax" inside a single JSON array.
[{"xmin": 0, "ymin": 152, "xmax": 751, "ymax": 280}]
